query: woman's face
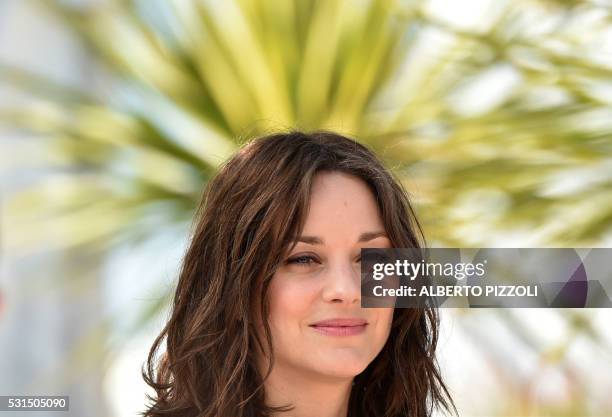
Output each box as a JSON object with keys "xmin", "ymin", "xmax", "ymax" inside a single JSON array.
[{"xmin": 262, "ymin": 171, "xmax": 395, "ymax": 381}]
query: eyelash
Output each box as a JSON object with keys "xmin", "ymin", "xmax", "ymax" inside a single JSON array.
[
  {"xmin": 287, "ymin": 255, "xmax": 319, "ymax": 267},
  {"xmin": 286, "ymin": 255, "xmax": 362, "ymax": 266}
]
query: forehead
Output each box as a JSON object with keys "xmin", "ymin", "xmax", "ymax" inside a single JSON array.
[{"xmin": 302, "ymin": 171, "xmax": 384, "ymax": 235}]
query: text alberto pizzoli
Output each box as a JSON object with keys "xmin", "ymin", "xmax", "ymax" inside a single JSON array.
[{"xmin": 368, "ymin": 260, "xmax": 538, "ymax": 298}]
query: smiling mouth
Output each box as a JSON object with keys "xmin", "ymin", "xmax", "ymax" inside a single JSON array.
[
  {"xmin": 309, "ymin": 323, "xmax": 368, "ymax": 336},
  {"xmin": 310, "ymin": 319, "xmax": 368, "ymax": 336}
]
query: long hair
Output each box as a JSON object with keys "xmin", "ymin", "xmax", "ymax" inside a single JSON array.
[{"xmin": 141, "ymin": 130, "xmax": 456, "ymax": 417}]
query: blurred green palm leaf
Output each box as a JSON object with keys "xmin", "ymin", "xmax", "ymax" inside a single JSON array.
[{"xmin": 3, "ymin": 0, "xmax": 611, "ymax": 250}]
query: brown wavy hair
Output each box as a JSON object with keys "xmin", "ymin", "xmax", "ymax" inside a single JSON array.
[{"xmin": 141, "ymin": 130, "xmax": 456, "ymax": 417}]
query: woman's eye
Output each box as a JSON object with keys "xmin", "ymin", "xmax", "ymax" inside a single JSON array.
[
  {"xmin": 369, "ymin": 253, "xmax": 390, "ymax": 263},
  {"xmin": 287, "ymin": 255, "xmax": 318, "ymax": 266}
]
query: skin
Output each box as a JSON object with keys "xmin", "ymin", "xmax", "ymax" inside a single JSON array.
[{"xmin": 257, "ymin": 171, "xmax": 395, "ymax": 417}]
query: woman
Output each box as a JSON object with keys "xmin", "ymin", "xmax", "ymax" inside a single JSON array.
[{"xmin": 141, "ymin": 131, "xmax": 455, "ymax": 417}]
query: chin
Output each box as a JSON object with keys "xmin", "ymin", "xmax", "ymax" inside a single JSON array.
[
  {"xmin": 317, "ymin": 366, "xmax": 366, "ymax": 380},
  {"xmin": 313, "ymin": 358, "xmax": 370, "ymax": 379}
]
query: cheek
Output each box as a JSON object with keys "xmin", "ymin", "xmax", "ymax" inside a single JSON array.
[
  {"xmin": 375, "ymin": 309, "xmax": 394, "ymax": 340},
  {"xmin": 267, "ymin": 276, "xmax": 319, "ymax": 330}
]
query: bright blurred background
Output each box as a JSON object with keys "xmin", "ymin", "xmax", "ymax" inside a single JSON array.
[{"xmin": 1, "ymin": 0, "xmax": 611, "ymax": 416}]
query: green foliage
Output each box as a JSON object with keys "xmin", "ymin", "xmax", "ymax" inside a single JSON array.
[{"xmin": 3, "ymin": 0, "xmax": 611, "ymax": 252}]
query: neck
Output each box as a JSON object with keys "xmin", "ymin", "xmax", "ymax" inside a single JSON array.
[{"xmin": 263, "ymin": 364, "xmax": 354, "ymax": 417}]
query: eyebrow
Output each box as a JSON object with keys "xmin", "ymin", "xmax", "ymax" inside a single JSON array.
[{"xmin": 294, "ymin": 231, "xmax": 388, "ymax": 245}]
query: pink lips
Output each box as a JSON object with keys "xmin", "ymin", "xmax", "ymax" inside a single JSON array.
[{"xmin": 309, "ymin": 318, "xmax": 368, "ymax": 336}]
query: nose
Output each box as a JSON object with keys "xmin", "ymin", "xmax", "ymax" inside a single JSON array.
[{"xmin": 321, "ymin": 259, "xmax": 361, "ymax": 304}]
